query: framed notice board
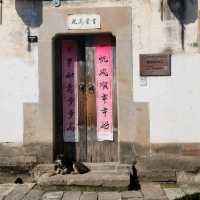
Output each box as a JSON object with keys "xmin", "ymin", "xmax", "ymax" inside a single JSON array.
[{"xmin": 140, "ymin": 54, "xmax": 171, "ymax": 76}]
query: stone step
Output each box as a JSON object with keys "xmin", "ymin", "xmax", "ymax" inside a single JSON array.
[
  {"xmin": 138, "ymin": 169, "xmax": 177, "ymax": 183},
  {"xmin": 36, "ymin": 172, "xmax": 130, "ymax": 191},
  {"xmin": 83, "ymin": 162, "xmax": 131, "ymax": 173},
  {"xmin": 86, "ymin": 170, "xmax": 129, "ymax": 175},
  {"xmin": 33, "ymin": 163, "xmax": 132, "ymax": 179}
]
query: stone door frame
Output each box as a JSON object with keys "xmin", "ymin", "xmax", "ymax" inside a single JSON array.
[{"xmin": 37, "ymin": 6, "xmax": 135, "ymax": 163}]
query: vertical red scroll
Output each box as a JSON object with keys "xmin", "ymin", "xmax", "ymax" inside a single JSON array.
[
  {"xmin": 62, "ymin": 40, "xmax": 79, "ymax": 142},
  {"xmin": 95, "ymin": 36, "xmax": 113, "ymax": 141}
]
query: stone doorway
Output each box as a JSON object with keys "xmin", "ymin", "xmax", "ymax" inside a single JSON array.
[
  {"xmin": 38, "ymin": 7, "xmax": 135, "ymax": 164},
  {"xmin": 53, "ymin": 34, "xmax": 118, "ymax": 163}
]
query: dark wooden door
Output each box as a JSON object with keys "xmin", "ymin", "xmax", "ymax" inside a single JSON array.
[
  {"xmin": 62, "ymin": 39, "xmax": 87, "ymax": 162},
  {"xmin": 59, "ymin": 34, "xmax": 117, "ymax": 163}
]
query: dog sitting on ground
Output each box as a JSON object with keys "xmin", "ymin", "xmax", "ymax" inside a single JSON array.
[
  {"xmin": 54, "ymin": 154, "xmax": 71, "ymax": 175},
  {"xmin": 54, "ymin": 154, "xmax": 90, "ymax": 175}
]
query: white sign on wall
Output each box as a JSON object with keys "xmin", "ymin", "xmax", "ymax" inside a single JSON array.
[{"xmin": 67, "ymin": 14, "xmax": 101, "ymax": 30}]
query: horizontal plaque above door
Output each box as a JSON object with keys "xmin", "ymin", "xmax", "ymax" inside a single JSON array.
[{"xmin": 67, "ymin": 14, "xmax": 101, "ymax": 30}]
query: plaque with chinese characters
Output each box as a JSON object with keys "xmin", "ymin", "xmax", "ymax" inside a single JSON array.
[
  {"xmin": 140, "ymin": 54, "xmax": 171, "ymax": 76},
  {"xmin": 67, "ymin": 14, "xmax": 100, "ymax": 30}
]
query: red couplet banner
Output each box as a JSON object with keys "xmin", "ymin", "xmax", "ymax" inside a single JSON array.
[
  {"xmin": 62, "ymin": 40, "xmax": 79, "ymax": 142},
  {"xmin": 95, "ymin": 36, "xmax": 113, "ymax": 141}
]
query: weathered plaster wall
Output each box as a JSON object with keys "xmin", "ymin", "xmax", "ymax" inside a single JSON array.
[
  {"xmin": 132, "ymin": 0, "xmax": 200, "ymax": 144},
  {"xmin": 134, "ymin": 54, "xmax": 200, "ymax": 143},
  {"xmin": 1, "ymin": 0, "xmax": 200, "ymax": 162},
  {"xmin": 132, "ymin": 0, "xmax": 199, "ymax": 54},
  {"xmin": 0, "ymin": 0, "xmax": 38, "ymax": 143}
]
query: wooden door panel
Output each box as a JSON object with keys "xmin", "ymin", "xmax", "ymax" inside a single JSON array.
[
  {"xmin": 85, "ymin": 39, "xmax": 97, "ymax": 162},
  {"xmin": 77, "ymin": 40, "xmax": 87, "ymax": 161},
  {"xmin": 86, "ymin": 35, "xmax": 118, "ymax": 162},
  {"xmin": 62, "ymin": 39, "xmax": 87, "ymax": 162}
]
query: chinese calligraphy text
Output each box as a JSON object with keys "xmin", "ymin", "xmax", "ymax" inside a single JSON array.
[
  {"xmin": 62, "ymin": 40, "xmax": 79, "ymax": 142},
  {"xmin": 95, "ymin": 36, "xmax": 113, "ymax": 141}
]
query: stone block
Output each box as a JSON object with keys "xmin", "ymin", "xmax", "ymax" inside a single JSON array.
[
  {"xmin": 84, "ymin": 163, "xmax": 117, "ymax": 171},
  {"xmin": 141, "ymin": 183, "xmax": 167, "ymax": 200},
  {"xmin": 102, "ymin": 175, "xmax": 129, "ymax": 188},
  {"xmin": 80, "ymin": 192, "xmax": 97, "ymax": 200},
  {"xmin": 177, "ymin": 171, "xmax": 196, "ymax": 185},
  {"xmin": 32, "ymin": 164, "xmax": 55, "ymax": 179},
  {"xmin": 123, "ymin": 199, "xmax": 143, "ymax": 200},
  {"xmin": 0, "ymin": 156, "xmax": 37, "ymax": 167},
  {"xmin": 138, "ymin": 169, "xmax": 176, "ymax": 182},
  {"xmin": 0, "ymin": 184, "xmax": 15, "ymax": 200},
  {"xmin": 180, "ymin": 184, "xmax": 200, "ymax": 195},
  {"xmin": 181, "ymin": 144, "xmax": 200, "ymax": 156},
  {"xmin": 38, "ymin": 173, "xmax": 67, "ymax": 186},
  {"xmin": 67, "ymin": 174, "xmax": 103, "ymax": 186},
  {"xmin": 23, "ymin": 189, "xmax": 44, "ymax": 200},
  {"xmin": 98, "ymin": 192, "xmax": 121, "ymax": 200},
  {"xmin": 4, "ymin": 184, "xmax": 35, "ymax": 200},
  {"xmin": 37, "ymin": 172, "xmax": 129, "ymax": 188},
  {"xmin": 137, "ymin": 154, "xmax": 200, "ymax": 174},
  {"xmin": 42, "ymin": 191, "xmax": 63, "ymax": 200},
  {"xmin": 121, "ymin": 191, "xmax": 143, "ymax": 199},
  {"xmin": 62, "ymin": 192, "xmax": 81, "ymax": 200},
  {"xmin": 163, "ymin": 188, "xmax": 185, "ymax": 200},
  {"xmin": 83, "ymin": 163, "xmax": 131, "ymax": 175}
]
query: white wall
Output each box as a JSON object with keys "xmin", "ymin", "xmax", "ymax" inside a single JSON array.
[
  {"xmin": 134, "ymin": 54, "xmax": 200, "ymax": 143},
  {"xmin": 0, "ymin": 1, "xmax": 38, "ymax": 143},
  {"xmin": 132, "ymin": 0, "xmax": 200, "ymax": 143}
]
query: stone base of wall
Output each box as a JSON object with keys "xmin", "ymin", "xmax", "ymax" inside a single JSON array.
[
  {"xmin": 135, "ymin": 143, "xmax": 200, "ymax": 169},
  {"xmin": 133, "ymin": 143, "xmax": 200, "ymax": 182},
  {"xmin": 0, "ymin": 142, "xmax": 52, "ymax": 168},
  {"xmin": 136, "ymin": 152, "xmax": 200, "ymax": 182},
  {"xmin": 1, "ymin": 142, "xmax": 200, "ymax": 183},
  {"xmin": 137, "ymin": 154, "xmax": 200, "ymax": 172},
  {"xmin": 151, "ymin": 143, "xmax": 200, "ymax": 156},
  {"xmin": 1, "ymin": 142, "xmax": 200, "ymax": 166}
]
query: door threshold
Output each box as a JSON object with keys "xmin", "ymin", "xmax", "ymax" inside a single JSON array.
[{"xmin": 83, "ymin": 162, "xmax": 132, "ymax": 174}]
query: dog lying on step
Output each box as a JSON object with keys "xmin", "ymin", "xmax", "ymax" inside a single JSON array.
[{"xmin": 54, "ymin": 154, "xmax": 90, "ymax": 175}]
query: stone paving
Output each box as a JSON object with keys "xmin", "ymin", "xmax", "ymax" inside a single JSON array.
[{"xmin": 0, "ymin": 182, "xmax": 200, "ymax": 200}]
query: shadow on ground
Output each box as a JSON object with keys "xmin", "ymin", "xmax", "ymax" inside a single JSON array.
[{"xmin": 175, "ymin": 193, "xmax": 200, "ymax": 200}]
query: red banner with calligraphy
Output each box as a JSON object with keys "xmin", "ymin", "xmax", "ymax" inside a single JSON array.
[
  {"xmin": 62, "ymin": 40, "xmax": 79, "ymax": 142},
  {"xmin": 95, "ymin": 36, "xmax": 113, "ymax": 141}
]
